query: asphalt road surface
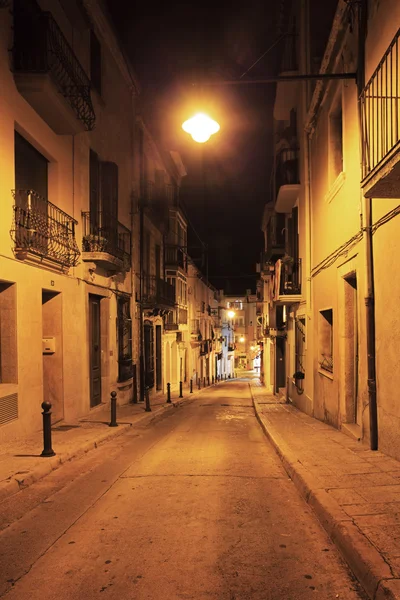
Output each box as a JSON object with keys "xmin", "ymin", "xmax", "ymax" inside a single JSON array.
[{"xmin": 0, "ymin": 381, "xmax": 366, "ymax": 599}]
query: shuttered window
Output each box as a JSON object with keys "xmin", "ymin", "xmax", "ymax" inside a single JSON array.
[
  {"xmin": 14, "ymin": 131, "xmax": 48, "ymax": 199},
  {"xmin": 90, "ymin": 30, "xmax": 102, "ymax": 95}
]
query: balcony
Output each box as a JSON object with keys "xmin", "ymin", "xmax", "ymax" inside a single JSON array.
[
  {"xmin": 228, "ymin": 344, "xmax": 235, "ymax": 352},
  {"xmin": 275, "ymin": 148, "xmax": 300, "ymax": 213},
  {"xmin": 165, "ymin": 245, "xmax": 188, "ymax": 271},
  {"xmin": 265, "ymin": 213, "xmax": 286, "ymax": 260},
  {"xmin": 142, "ymin": 274, "xmax": 175, "ymax": 309},
  {"xmin": 360, "ymin": 29, "xmax": 400, "ymax": 198},
  {"xmin": 10, "ymin": 189, "xmax": 79, "ymax": 268},
  {"xmin": 13, "ymin": 0, "xmax": 95, "ymax": 134},
  {"xmin": 81, "ymin": 212, "xmax": 131, "ymax": 272},
  {"xmin": 277, "ymin": 258, "xmax": 302, "ymax": 303}
]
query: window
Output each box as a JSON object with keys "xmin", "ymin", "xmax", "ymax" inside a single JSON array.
[
  {"xmin": 144, "ymin": 322, "xmax": 154, "ymax": 388},
  {"xmin": 117, "ymin": 295, "xmax": 133, "ymax": 382},
  {"xmin": 15, "ymin": 132, "xmax": 48, "ymax": 198},
  {"xmin": 319, "ymin": 309, "xmax": 333, "ymax": 373},
  {"xmin": 90, "ymin": 30, "xmax": 102, "ymax": 95},
  {"xmin": 329, "ymin": 93, "xmax": 343, "ymax": 183}
]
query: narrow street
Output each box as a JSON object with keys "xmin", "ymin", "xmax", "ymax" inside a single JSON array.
[{"xmin": 0, "ymin": 380, "xmax": 366, "ymax": 600}]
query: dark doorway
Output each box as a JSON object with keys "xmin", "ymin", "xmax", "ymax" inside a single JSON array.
[
  {"xmin": 275, "ymin": 336, "xmax": 286, "ymax": 392},
  {"xmin": 144, "ymin": 321, "xmax": 155, "ymax": 389},
  {"xmin": 156, "ymin": 324, "xmax": 162, "ymax": 390},
  {"xmin": 89, "ymin": 295, "xmax": 102, "ymax": 407}
]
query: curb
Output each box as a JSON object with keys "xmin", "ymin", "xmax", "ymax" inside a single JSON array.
[
  {"xmin": 0, "ymin": 382, "xmax": 216, "ymax": 504},
  {"xmin": 250, "ymin": 386, "xmax": 400, "ymax": 600}
]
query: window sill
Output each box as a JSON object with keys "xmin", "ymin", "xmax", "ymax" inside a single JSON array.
[
  {"xmin": 324, "ymin": 171, "xmax": 346, "ymax": 204},
  {"xmin": 318, "ymin": 369, "xmax": 333, "ymax": 381}
]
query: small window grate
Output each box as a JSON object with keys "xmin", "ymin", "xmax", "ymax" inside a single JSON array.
[{"xmin": 0, "ymin": 393, "xmax": 18, "ymax": 426}]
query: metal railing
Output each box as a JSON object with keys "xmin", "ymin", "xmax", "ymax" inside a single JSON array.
[
  {"xmin": 165, "ymin": 245, "xmax": 187, "ymax": 270},
  {"xmin": 360, "ymin": 28, "xmax": 400, "ymax": 180},
  {"xmin": 11, "ymin": 189, "xmax": 80, "ymax": 267},
  {"xmin": 279, "ymin": 258, "xmax": 301, "ymax": 295},
  {"xmin": 81, "ymin": 211, "xmax": 131, "ymax": 263},
  {"xmin": 13, "ymin": 0, "xmax": 95, "ymax": 131},
  {"xmin": 200, "ymin": 340, "xmax": 210, "ymax": 356},
  {"xmin": 142, "ymin": 274, "xmax": 175, "ymax": 307}
]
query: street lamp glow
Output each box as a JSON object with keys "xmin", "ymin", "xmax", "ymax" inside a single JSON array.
[
  {"xmin": 182, "ymin": 113, "xmax": 220, "ymax": 143},
  {"xmin": 239, "ymin": 336, "xmax": 245, "ymax": 343},
  {"xmin": 227, "ymin": 310, "xmax": 235, "ymax": 319}
]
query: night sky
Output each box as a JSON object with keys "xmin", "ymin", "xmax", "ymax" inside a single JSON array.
[{"xmin": 106, "ymin": 0, "xmax": 279, "ymax": 294}]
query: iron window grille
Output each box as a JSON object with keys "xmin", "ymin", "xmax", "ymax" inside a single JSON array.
[
  {"xmin": 11, "ymin": 189, "xmax": 80, "ymax": 267},
  {"xmin": 13, "ymin": 0, "xmax": 95, "ymax": 131},
  {"xmin": 117, "ymin": 295, "xmax": 133, "ymax": 382}
]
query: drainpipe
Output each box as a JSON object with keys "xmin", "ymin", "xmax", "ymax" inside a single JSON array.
[
  {"xmin": 357, "ymin": 0, "xmax": 378, "ymax": 450},
  {"xmin": 138, "ymin": 127, "xmax": 145, "ymax": 402}
]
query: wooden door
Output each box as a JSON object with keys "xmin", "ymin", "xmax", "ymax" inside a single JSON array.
[{"xmin": 89, "ymin": 295, "xmax": 101, "ymax": 407}]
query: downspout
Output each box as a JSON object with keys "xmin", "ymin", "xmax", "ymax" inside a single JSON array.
[
  {"xmin": 139, "ymin": 127, "xmax": 145, "ymax": 402},
  {"xmin": 357, "ymin": 0, "xmax": 378, "ymax": 450},
  {"xmin": 130, "ymin": 93, "xmax": 137, "ymax": 403}
]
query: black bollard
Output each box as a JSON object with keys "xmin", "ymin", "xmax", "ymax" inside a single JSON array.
[
  {"xmin": 167, "ymin": 382, "xmax": 171, "ymax": 403},
  {"xmin": 203, "ymin": 377, "xmax": 206, "ymax": 388},
  {"xmin": 190, "ymin": 379, "xmax": 193, "ymax": 393},
  {"xmin": 225, "ymin": 374, "xmax": 227, "ymax": 380},
  {"xmin": 207, "ymin": 376, "xmax": 210, "ymax": 386},
  {"xmin": 109, "ymin": 391, "xmax": 118, "ymax": 427},
  {"xmin": 145, "ymin": 386, "xmax": 151, "ymax": 412},
  {"xmin": 179, "ymin": 381, "xmax": 183, "ymax": 398},
  {"xmin": 198, "ymin": 378, "xmax": 201, "ymax": 390},
  {"xmin": 212, "ymin": 376, "xmax": 214, "ymax": 385},
  {"xmin": 41, "ymin": 402, "xmax": 55, "ymax": 457}
]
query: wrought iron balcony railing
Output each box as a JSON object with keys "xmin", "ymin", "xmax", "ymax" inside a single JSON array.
[
  {"xmin": 11, "ymin": 189, "xmax": 80, "ymax": 267},
  {"xmin": 81, "ymin": 211, "xmax": 131, "ymax": 264},
  {"xmin": 13, "ymin": 0, "xmax": 95, "ymax": 131},
  {"xmin": 165, "ymin": 245, "xmax": 188, "ymax": 270},
  {"xmin": 142, "ymin": 274, "xmax": 175, "ymax": 307},
  {"xmin": 360, "ymin": 28, "xmax": 400, "ymax": 182},
  {"xmin": 279, "ymin": 258, "xmax": 301, "ymax": 296}
]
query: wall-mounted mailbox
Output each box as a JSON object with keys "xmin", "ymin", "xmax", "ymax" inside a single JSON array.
[{"xmin": 42, "ymin": 337, "xmax": 56, "ymax": 354}]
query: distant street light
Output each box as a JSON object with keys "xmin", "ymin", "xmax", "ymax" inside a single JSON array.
[
  {"xmin": 239, "ymin": 336, "xmax": 245, "ymax": 343},
  {"xmin": 227, "ymin": 310, "xmax": 235, "ymax": 319},
  {"xmin": 182, "ymin": 113, "xmax": 220, "ymax": 143}
]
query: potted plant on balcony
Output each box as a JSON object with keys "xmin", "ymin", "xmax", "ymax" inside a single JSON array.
[{"xmin": 83, "ymin": 234, "xmax": 108, "ymax": 253}]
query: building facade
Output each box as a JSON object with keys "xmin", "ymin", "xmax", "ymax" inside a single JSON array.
[
  {"xmin": 261, "ymin": 0, "xmax": 400, "ymax": 459},
  {"xmin": 0, "ymin": 0, "xmax": 139, "ymax": 441}
]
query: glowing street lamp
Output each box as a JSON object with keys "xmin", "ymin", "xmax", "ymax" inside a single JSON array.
[
  {"xmin": 182, "ymin": 113, "xmax": 220, "ymax": 143},
  {"xmin": 239, "ymin": 336, "xmax": 245, "ymax": 343},
  {"xmin": 227, "ymin": 310, "xmax": 235, "ymax": 319}
]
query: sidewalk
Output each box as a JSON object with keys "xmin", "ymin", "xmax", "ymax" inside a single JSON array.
[
  {"xmin": 0, "ymin": 384, "xmax": 201, "ymax": 503},
  {"xmin": 250, "ymin": 381, "xmax": 400, "ymax": 600}
]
